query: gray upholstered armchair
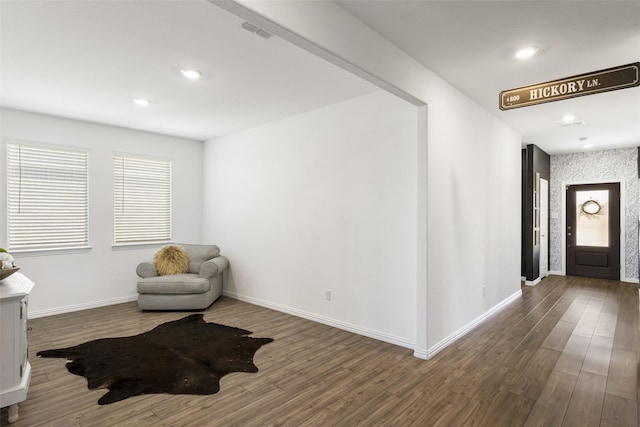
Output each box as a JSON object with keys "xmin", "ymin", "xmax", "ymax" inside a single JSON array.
[{"xmin": 136, "ymin": 244, "xmax": 229, "ymax": 310}]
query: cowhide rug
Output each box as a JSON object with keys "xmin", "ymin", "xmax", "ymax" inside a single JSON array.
[{"xmin": 37, "ymin": 314, "xmax": 273, "ymax": 405}]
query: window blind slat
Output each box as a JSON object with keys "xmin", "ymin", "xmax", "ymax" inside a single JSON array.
[
  {"xmin": 113, "ymin": 154, "xmax": 171, "ymax": 244},
  {"xmin": 7, "ymin": 143, "xmax": 89, "ymax": 251}
]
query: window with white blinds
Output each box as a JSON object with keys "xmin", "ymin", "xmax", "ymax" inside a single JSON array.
[
  {"xmin": 6, "ymin": 142, "xmax": 89, "ymax": 251},
  {"xmin": 113, "ymin": 154, "xmax": 171, "ymax": 244}
]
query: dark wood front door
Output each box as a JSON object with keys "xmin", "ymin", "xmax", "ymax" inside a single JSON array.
[{"xmin": 566, "ymin": 183, "xmax": 620, "ymax": 280}]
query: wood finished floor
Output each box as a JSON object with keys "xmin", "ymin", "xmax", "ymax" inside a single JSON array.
[{"xmin": 1, "ymin": 275, "xmax": 638, "ymax": 426}]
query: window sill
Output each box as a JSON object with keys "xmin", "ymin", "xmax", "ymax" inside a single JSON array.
[
  {"xmin": 10, "ymin": 246, "xmax": 93, "ymax": 257},
  {"xmin": 111, "ymin": 242, "xmax": 173, "ymax": 251}
]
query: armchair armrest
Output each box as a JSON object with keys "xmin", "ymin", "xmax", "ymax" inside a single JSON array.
[
  {"xmin": 199, "ymin": 256, "xmax": 229, "ymax": 279},
  {"xmin": 136, "ymin": 262, "xmax": 158, "ymax": 279}
]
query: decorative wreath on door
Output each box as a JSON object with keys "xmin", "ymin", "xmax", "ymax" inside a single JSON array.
[{"xmin": 580, "ymin": 199, "xmax": 601, "ymax": 215}]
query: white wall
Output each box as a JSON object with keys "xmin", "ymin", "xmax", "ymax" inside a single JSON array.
[
  {"xmin": 426, "ymin": 101, "xmax": 522, "ymax": 348},
  {"xmin": 203, "ymin": 91, "xmax": 418, "ymax": 347},
  {"xmin": 218, "ymin": 0, "xmax": 522, "ymax": 356},
  {"xmin": 0, "ymin": 108, "xmax": 203, "ymax": 317}
]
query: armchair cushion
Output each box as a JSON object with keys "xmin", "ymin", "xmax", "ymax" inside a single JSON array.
[{"xmin": 137, "ymin": 274, "xmax": 210, "ymax": 294}]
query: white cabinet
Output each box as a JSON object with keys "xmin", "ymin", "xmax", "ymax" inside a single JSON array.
[{"xmin": 0, "ymin": 273, "xmax": 33, "ymax": 423}]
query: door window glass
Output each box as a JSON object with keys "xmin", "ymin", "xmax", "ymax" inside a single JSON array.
[{"xmin": 576, "ymin": 190, "xmax": 608, "ymax": 247}]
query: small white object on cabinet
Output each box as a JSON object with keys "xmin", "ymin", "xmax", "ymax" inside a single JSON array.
[{"xmin": 0, "ymin": 273, "xmax": 34, "ymax": 423}]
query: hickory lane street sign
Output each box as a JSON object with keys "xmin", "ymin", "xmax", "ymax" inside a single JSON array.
[{"xmin": 499, "ymin": 62, "xmax": 639, "ymax": 110}]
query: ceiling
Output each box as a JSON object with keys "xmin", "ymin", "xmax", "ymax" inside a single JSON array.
[
  {"xmin": 1, "ymin": 1, "xmax": 639, "ymax": 155},
  {"xmin": 0, "ymin": 0, "xmax": 377, "ymax": 141}
]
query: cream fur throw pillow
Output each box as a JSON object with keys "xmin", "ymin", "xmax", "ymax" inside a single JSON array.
[{"xmin": 154, "ymin": 245, "xmax": 189, "ymax": 276}]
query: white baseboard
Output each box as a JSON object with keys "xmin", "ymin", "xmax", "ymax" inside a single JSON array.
[
  {"xmin": 413, "ymin": 348, "xmax": 429, "ymax": 360},
  {"xmin": 29, "ymin": 295, "xmax": 138, "ymax": 319},
  {"xmin": 547, "ymin": 270, "xmax": 637, "ymax": 284},
  {"xmin": 524, "ymin": 277, "xmax": 541, "ymax": 287},
  {"xmin": 227, "ymin": 289, "xmax": 524, "ymax": 360},
  {"xmin": 423, "ymin": 289, "xmax": 523, "ymax": 360},
  {"xmin": 223, "ymin": 290, "xmax": 415, "ymax": 350}
]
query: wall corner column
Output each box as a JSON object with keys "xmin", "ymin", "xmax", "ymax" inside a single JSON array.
[{"xmin": 414, "ymin": 105, "xmax": 429, "ymax": 359}]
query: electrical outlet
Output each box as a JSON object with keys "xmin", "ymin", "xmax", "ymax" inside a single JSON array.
[{"xmin": 325, "ymin": 289, "xmax": 331, "ymax": 301}]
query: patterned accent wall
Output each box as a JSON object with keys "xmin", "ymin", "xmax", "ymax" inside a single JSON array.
[{"xmin": 550, "ymin": 147, "xmax": 639, "ymax": 280}]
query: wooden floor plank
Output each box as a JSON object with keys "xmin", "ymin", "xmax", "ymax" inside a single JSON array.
[
  {"xmin": 563, "ymin": 371, "xmax": 608, "ymax": 427},
  {"xmin": 582, "ymin": 335, "xmax": 614, "ymax": 376},
  {"xmin": 506, "ymin": 347, "xmax": 563, "ymax": 400},
  {"xmin": 542, "ymin": 319, "xmax": 577, "ymax": 351},
  {"xmin": 524, "ymin": 370, "xmax": 577, "ymax": 427},
  {"xmin": 554, "ymin": 334, "xmax": 591, "ymax": 376},
  {"xmin": 600, "ymin": 393, "xmax": 637, "ymax": 427},
  {"xmin": 594, "ymin": 312, "xmax": 617, "ymax": 338},
  {"xmin": 605, "ymin": 348, "xmax": 637, "ymax": 401}
]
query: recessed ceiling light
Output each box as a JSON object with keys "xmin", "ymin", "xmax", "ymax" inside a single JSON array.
[
  {"xmin": 562, "ymin": 115, "xmax": 576, "ymax": 122},
  {"xmin": 133, "ymin": 98, "xmax": 150, "ymax": 106},
  {"xmin": 515, "ymin": 46, "xmax": 538, "ymax": 59},
  {"xmin": 181, "ymin": 69, "xmax": 201, "ymax": 79}
]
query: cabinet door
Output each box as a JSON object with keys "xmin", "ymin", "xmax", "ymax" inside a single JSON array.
[{"xmin": 0, "ymin": 300, "xmax": 19, "ymax": 391}]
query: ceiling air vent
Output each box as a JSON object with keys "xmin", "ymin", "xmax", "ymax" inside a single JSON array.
[
  {"xmin": 241, "ymin": 21, "xmax": 272, "ymax": 39},
  {"xmin": 560, "ymin": 120, "xmax": 586, "ymax": 127}
]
